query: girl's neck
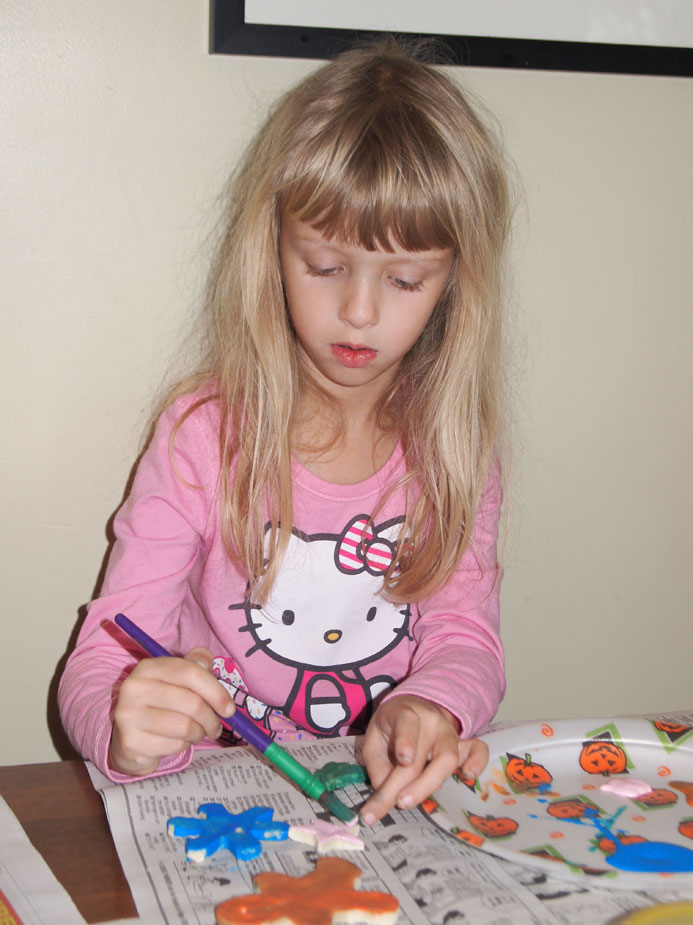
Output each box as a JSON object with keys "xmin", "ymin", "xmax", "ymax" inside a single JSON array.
[{"xmin": 292, "ymin": 398, "xmax": 398, "ymax": 485}]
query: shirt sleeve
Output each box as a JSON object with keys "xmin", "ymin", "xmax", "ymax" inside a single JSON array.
[
  {"xmin": 57, "ymin": 396, "xmax": 220, "ymax": 781},
  {"xmin": 384, "ymin": 459, "xmax": 505, "ymax": 738}
]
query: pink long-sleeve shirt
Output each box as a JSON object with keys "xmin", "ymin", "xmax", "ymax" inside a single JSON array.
[{"xmin": 59, "ymin": 395, "xmax": 505, "ymax": 781}]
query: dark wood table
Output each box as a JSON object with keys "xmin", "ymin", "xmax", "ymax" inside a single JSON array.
[{"xmin": 0, "ymin": 760, "xmax": 137, "ymax": 923}]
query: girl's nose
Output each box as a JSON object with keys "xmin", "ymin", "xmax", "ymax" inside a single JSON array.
[{"xmin": 338, "ymin": 279, "xmax": 378, "ymax": 328}]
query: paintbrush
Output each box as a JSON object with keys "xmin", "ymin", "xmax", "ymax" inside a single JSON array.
[{"xmin": 113, "ymin": 613, "xmax": 357, "ymax": 823}]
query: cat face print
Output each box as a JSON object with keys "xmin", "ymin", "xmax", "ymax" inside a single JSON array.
[{"xmin": 238, "ymin": 517, "xmax": 410, "ymax": 670}]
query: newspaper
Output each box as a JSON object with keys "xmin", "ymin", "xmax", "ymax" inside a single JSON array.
[{"xmin": 88, "ymin": 738, "xmax": 693, "ymax": 925}]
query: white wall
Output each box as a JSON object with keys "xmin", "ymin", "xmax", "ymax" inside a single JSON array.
[{"xmin": 1, "ymin": 1, "xmax": 691, "ymax": 765}]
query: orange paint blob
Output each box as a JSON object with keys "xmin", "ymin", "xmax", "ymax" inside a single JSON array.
[{"xmin": 216, "ymin": 857, "xmax": 399, "ymax": 925}]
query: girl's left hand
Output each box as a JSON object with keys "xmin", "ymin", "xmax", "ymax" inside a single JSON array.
[{"xmin": 360, "ymin": 695, "xmax": 488, "ymax": 825}]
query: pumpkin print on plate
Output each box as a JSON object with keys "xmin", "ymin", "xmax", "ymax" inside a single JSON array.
[
  {"xmin": 467, "ymin": 813, "xmax": 519, "ymax": 839},
  {"xmin": 654, "ymin": 721, "xmax": 692, "ymax": 736},
  {"xmin": 597, "ymin": 834, "xmax": 647, "ymax": 856},
  {"xmin": 579, "ymin": 739, "xmax": 628, "ymax": 776},
  {"xmin": 504, "ymin": 752, "xmax": 553, "ymax": 791},
  {"xmin": 635, "ymin": 788, "xmax": 678, "ymax": 808},
  {"xmin": 547, "ymin": 798, "xmax": 597, "ymax": 820}
]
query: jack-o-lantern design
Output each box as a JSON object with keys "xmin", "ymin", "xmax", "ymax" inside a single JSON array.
[
  {"xmin": 547, "ymin": 798, "xmax": 596, "ymax": 820},
  {"xmin": 579, "ymin": 739, "xmax": 627, "ymax": 776},
  {"xmin": 451, "ymin": 827, "xmax": 484, "ymax": 847},
  {"xmin": 654, "ymin": 720, "xmax": 692, "ymax": 736},
  {"xmin": 635, "ymin": 788, "xmax": 677, "ymax": 808},
  {"xmin": 452, "ymin": 766, "xmax": 478, "ymax": 791},
  {"xmin": 679, "ymin": 818, "xmax": 693, "ymax": 840},
  {"xmin": 505, "ymin": 752, "xmax": 553, "ymax": 791},
  {"xmin": 597, "ymin": 833, "xmax": 647, "ymax": 856},
  {"xmin": 467, "ymin": 812, "xmax": 519, "ymax": 839},
  {"xmin": 670, "ymin": 781, "xmax": 693, "ymax": 807}
]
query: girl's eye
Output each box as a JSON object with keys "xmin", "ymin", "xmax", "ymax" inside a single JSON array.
[
  {"xmin": 305, "ymin": 263, "xmax": 339, "ymax": 278},
  {"xmin": 392, "ymin": 277, "xmax": 423, "ymax": 292}
]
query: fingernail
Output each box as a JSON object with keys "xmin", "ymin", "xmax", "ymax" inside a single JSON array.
[
  {"xmin": 398, "ymin": 793, "xmax": 414, "ymax": 809},
  {"xmin": 397, "ymin": 750, "xmax": 414, "ymax": 766},
  {"xmin": 221, "ymin": 701, "xmax": 235, "ymax": 716},
  {"xmin": 361, "ymin": 811, "xmax": 375, "ymax": 826}
]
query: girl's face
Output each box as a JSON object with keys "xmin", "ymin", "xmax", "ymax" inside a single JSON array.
[{"xmin": 279, "ymin": 216, "xmax": 454, "ymax": 404}]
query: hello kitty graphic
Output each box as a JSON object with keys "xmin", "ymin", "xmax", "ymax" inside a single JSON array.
[{"xmin": 223, "ymin": 515, "xmax": 411, "ymax": 737}]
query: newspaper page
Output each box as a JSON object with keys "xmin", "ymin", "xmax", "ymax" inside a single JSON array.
[
  {"xmin": 0, "ymin": 795, "xmax": 86, "ymax": 925},
  {"xmin": 88, "ymin": 738, "xmax": 693, "ymax": 925}
]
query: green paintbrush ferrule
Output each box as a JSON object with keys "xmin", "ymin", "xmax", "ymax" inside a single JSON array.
[{"xmin": 264, "ymin": 742, "xmax": 326, "ymax": 800}]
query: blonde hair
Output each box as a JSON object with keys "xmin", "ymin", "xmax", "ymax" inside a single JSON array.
[{"xmin": 173, "ymin": 38, "xmax": 512, "ymax": 603}]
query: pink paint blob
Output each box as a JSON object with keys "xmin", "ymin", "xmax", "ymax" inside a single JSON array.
[
  {"xmin": 288, "ymin": 817, "xmax": 365, "ymax": 853},
  {"xmin": 599, "ymin": 778, "xmax": 653, "ymax": 799}
]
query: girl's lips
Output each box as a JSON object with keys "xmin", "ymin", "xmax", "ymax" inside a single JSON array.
[{"xmin": 330, "ymin": 343, "xmax": 378, "ymax": 368}]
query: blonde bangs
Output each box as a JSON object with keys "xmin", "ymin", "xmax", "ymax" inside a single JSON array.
[{"xmin": 278, "ymin": 133, "xmax": 457, "ymax": 255}]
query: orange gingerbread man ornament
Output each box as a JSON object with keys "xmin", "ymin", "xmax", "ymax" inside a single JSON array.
[{"xmin": 216, "ymin": 857, "xmax": 399, "ymax": 925}]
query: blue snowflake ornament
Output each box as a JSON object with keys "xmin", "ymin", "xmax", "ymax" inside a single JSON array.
[{"xmin": 167, "ymin": 803, "xmax": 289, "ymax": 862}]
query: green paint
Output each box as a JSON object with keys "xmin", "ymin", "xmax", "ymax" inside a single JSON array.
[
  {"xmin": 315, "ymin": 761, "xmax": 367, "ymax": 791},
  {"xmin": 322, "ymin": 791, "xmax": 358, "ymax": 823}
]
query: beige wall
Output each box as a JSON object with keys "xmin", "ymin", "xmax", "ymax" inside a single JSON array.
[{"xmin": 2, "ymin": 2, "xmax": 691, "ymax": 766}]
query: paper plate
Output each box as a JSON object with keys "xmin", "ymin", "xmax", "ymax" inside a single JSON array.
[{"xmin": 423, "ymin": 714, "xmax": 693, "ymax": 890}]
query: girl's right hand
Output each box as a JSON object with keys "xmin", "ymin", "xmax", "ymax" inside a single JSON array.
[{"xmin": 108, "ymin": 647, "xmax": 235, "ymax": 776}]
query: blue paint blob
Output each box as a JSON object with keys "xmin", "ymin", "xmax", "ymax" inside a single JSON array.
[{"xmin": 607, "ymin": 841, "xmax": 693, "ymax": 873}]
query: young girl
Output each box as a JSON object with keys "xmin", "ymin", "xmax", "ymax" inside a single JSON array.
[{"xmin": 59, "ymin": 39, "xmax": 511, "ymax": 826}]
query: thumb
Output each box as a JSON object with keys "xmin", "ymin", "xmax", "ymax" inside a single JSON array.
[{"xmin": 183, "ymin": 646, "xmax": 214, "ymax": 672}]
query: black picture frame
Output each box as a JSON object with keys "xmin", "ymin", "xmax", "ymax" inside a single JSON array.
[{"xmin": 210, "ymin": 0, "xmax": 693, "ymax": 76}]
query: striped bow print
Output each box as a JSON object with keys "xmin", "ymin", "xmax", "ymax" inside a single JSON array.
[{"xmin": 335, "ymin": 516, "xmax": 396, "ymax": 576}]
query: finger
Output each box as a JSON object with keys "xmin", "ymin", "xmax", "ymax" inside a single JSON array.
[
  {"xmin": 130, "ymin": 656, "xmax": 235, "ymax": 719},
  {"xmin": 138, "ymin": 702, "xmax": 211, "ymax": 746},
  {"xmin": 361, "ymin": 732, "xmax": 396, "ymax": 792},
  {"xmin": 184, "ymin": 646, "xmax": 215, "ymax": 671},
  {"xmin": 360, "ymin": 762, "xmax": 421, "ymax": 825},
  {"xmin": 389, "ymin": 706, "xmax": 421, "ymax": 768},
  {"xmin": 116, "ymin": 678, "xmax": 222, "ymax": 742},
  {"xmin": 458, "ymin": 738, "xmax": 489, "ymax": 779},
  {"xmin": 392, "ymin": 745, "xmax": 463, "ymax": 812},
  {"xmin": 109, "ymin": 702, "xmax": 208, "ymax": 777},
  {"xmin": 361, "ymin": 709, "xmax": 432, "ymax": 823},
  {"xmin": 362, "ymin": 703, "xmax": 423, "ymax": 791}
]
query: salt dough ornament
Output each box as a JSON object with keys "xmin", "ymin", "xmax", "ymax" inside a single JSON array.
[
  {"xmin": 315, "ymin": 761, "xmax": 368, "ymax": 791},
  {"xmin": 215, "ymin": 856, "xmax": 399, "ymax": 925},
  {"xmin": 288, "ymin": 817, "xmax": 365, "ymax": 853},
  {"xmin": 168, "ymin": 803, "xmax": 288, "ymax": 862}
]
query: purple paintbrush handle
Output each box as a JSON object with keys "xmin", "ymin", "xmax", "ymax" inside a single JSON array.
[
  {"xmin": 114, "ymin": 613, "xmax": 271, "ymax": 753},
  {"xmin": 220, "ymin": 708, "xmax": 271, "ymax": 753},
  {"xmin": 115, "ymin": 613, "xmax": 169, "ymax": 657}
]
